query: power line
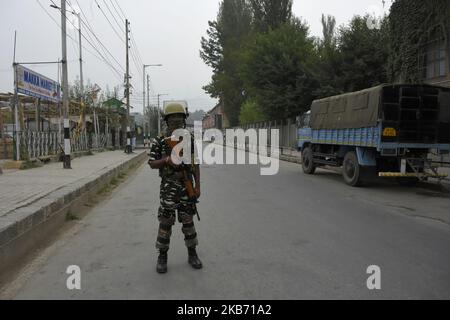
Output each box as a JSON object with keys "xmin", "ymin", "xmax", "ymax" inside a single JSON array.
[
  {"xmin": 79, "ymin": 15, "xmax": 124, "ymax": 73},
  {"xmin": 109, "ymin": 0, "xmax": 124, "ymax": 24},
  {"xmin": 102, "ymin": 0, "xmax": 124, "ymax": 33},
  {"xmin": 103, "ymin": 1, "xmax": 152, "ymax": 108},
  {"xmin": 102, "ymin": 1, "xmax": 147, "ymax": 101},
  {"xmin": 130, "ymin": 31, "xmax": 143, "ymax": 66},
  {"xmin": 45, "ymin": 0, "xmax": 123, "ymax": 80},
  {"xmin": 90, "ymin": 0, "xmax": 143, "ymax": 100},
  {"xmin": 74, "ymin": 0, "xmax": 125, "ymax": 74},
  {"xmin": 94, "ymin": 0, "xmax": 125, "ymax": 43},
  {"xmin": 113, "ymin": 0, "xmax": 127, "ymax": 20},
  {"xmin": 35, "ymin": 0, "xmax": 117, "ymax": 80}
]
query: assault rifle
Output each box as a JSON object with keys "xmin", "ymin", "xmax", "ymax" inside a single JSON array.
[{"xmin": 164, "ymin": 136, "xmax": 200, "ymax": 221}]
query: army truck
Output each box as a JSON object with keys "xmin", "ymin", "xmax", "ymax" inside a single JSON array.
[{"xmin": 298, "ymin": 84, "xmax": 450, "ymax": 186}]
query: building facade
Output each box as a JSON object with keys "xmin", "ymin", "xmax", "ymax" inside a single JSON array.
[{"xmin": 202, "ymin": 102, "xmax": 230, "ymax": 130}]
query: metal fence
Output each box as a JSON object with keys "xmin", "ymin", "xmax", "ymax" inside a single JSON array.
[
  {"xmin": 17, "ymin": 131, "xmax": 60, "ymax": 160},
  {"xmin": 13, "ymin": 130, "xmax": 111, "ymax": 161},
  {"xmin": 225, "ymin": 118, "xmax": 300, "ymax": 156}
]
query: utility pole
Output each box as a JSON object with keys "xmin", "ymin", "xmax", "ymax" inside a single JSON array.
[
  {"xmin": 77, "ymin": 13, "xmax": 85, "ymax": 132},
  {"xmin": 157, "ymin": 94, "xmax": 160, "ymax": 136},
  {"xmin": 157, "ymin": 93, "xmax": 169, "ymax": 136},
  {"xmin": 143, "ymin": 65, "xmax": 146, "ymax": 121},
  {"xmin": 13, "ymin": 30, "xmax": 20, "ymax": 161},
  {"xmin": 125, "ymin": 19, "xmax": 131, "ymax": 154},
  {"xmin": 143, "ymin": 64, "xmax": 162, "ymax": 140},
  {"xmin": 147, "ymin": 74, "xmax": 150, "ymax": 141},
  {"xmin": 61, "ymin": 0, "xmax": 71, "ymax": 168}
]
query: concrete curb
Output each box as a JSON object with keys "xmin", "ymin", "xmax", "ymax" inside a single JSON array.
[{"xmin": 0, "ymin": 150, "xmax": 147, "ymax": 277}]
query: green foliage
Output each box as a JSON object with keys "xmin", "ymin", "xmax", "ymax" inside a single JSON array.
[
  {"xmin": 200, "ymin": 0, "xmax": 252, "ymax": 126},
  {"xmin": 338, "ymin": 15, "xmax": 389, "ymax": 92},
  {"xmin": 388, "ymin": 0, "xmax": 450, "ymax": 83},
  {"xmin": 201, "ymin": 0, "xmax": 449, "ymax": 126},
  {"xmin": 144, "ymin": 105, "xmax": 160, "ymax": 138},
  {"xmin": 250, "ymin": 0, "xmax": 293, "ymax": 32},
  {"xmin": 240, "ymin": 20, "xmax": 318, "ymax": 119},
  {"xmin": 239, "ymin": 98, "xmax": 266, "ymax": 125},
  {"xmin": 313, "ymin": 14, "xmax": 342, "ymax": 98},
  {"xmin": 66, "ymin": 212, "xmax": 79, "ymax": 221}
]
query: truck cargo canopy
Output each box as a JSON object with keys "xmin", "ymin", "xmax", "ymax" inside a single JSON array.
[
  {"xmin": 310, "ymin": 85, "xmax": 383, "ymax": 129},
  {"xmin": 310, "ymin": 84, "xmax": 450, "ymax": 130}
]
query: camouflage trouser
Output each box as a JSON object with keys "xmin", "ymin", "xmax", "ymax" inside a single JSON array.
[{"xmin": 156, "ymin": 177, "xmax": 198, "ymax": 251}]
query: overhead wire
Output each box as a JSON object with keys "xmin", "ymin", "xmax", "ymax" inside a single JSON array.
[
  {"xmin": 48, "ymin": 0, "xmax": 124, "ymax": 79},
  {"xmin": 93, "ymin": 0, "xmax": 125, "ymax": 43},
  {"xmin": 35, "ymin": 0, "xmax": 122, "ymax": 82},
  {"xmin": 73, "ymin": 0, "xmax": 126, "ymax": 83}
]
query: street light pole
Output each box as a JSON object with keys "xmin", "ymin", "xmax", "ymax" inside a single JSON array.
[
  {"xmin": 146, "ymin": 74, "xmax": 150, "ymax": 141},
  {"xmin": 125, "ymin": 19, "xmax": 131, "ymax": 154},
  {"xmin": 157, "ymin": 93, "xmax": 169, "ymax": 136},
  {"xmin": 143, "ymin": 64, "xmax": 162, "ymax": 138},
  {"xmin": 61, "ymin": 0, "xmax": 71, "ymax": 169},
  {"xmin": 50, "ymin": 2, "xmax": 80, "ymax": 155},
  {"xmin": 77, "ymin": 13, "xmax": 85, "ymax": 132}
]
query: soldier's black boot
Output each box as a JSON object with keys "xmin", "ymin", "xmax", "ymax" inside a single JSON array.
[
  {"xmin": 156, "ymin": 249, "xmax": 168, "ymax": 274},
  {"xmin": 188, "ymin": 247, "xmax": 203, "ymax": 269}
]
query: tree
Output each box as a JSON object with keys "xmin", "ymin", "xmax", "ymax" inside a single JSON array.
[
  {"xmin": 239, "ymin": 98, "xmax": 267, "ymax": 125},
  {"xmin": 337, "ymin": 15, "xmax": 389, "ymax": 92},
  {"xmin": 250, "ymin": 0, "xmax": 293, "ymax": 32},
  {"xmin": 313, "ymin": 14, "xmax": 343, "ymax": 98},
  {"xmin": 240, "ymin": 20, "xmax": 318, "ymax": 120},
  {"xmin": 200, "ymin": 0, "xmax": 253, "ymax": 126}
]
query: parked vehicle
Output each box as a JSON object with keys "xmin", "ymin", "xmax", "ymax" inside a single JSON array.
[{"xmin": 298, "ymin": 84, "xmax": 450, "ymax": 186}]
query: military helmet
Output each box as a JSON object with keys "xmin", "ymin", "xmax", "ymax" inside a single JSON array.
[{"xmin": 163, "ymin": 102, "xmax": 188, "ymax": 120}]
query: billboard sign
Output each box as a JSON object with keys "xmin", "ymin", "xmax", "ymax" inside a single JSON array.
[{"xmin": 15, "ymin": 64, "xmax": 61, "ymax": 102}]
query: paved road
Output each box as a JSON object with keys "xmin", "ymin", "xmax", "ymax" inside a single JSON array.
[{"xmin": 2, "ymin": 148, "xmax": 450, "ymax": 299}]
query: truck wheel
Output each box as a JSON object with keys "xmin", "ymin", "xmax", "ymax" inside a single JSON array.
[
  {"xmin": 302, "ymin": 147, "xmax": 316, "ymax": 174},
  {"xmin": 342, "ymin": 151, "xmax": 362, "ymax": 187}
]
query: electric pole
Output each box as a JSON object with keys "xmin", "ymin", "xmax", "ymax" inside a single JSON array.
[
  {"xmin": 147, "ymin": 74, "xmax": 150, "ymax": 141},
  {"xmin": 143, "ymin": 65, "xmax": 146, "ymax": 121},
  {"xmin": 125, "ymin": 19, "xmax": 131, "ymax": 154},
  {"xmin": 78, "ymin": 13, "xmax": 85, "ymax": 132},
  {"xmin": 143, "ymin": 64, "xmax": 162, "ymax": 140},
  {"xmin": 157, "ymin": 94, "xmax": 160, "ymax": 136},
  {"xmin": 157, "ymin": 93, "xmax": 168, "ymax": 136},
  {"xmin": 61, "ymin": 0, "xmax": 71, "ymax": 168}
]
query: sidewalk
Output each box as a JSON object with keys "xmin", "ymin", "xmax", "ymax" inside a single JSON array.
[{"xmin": 0, "ymin": 150, "xmax": 147, "ymax": 277}]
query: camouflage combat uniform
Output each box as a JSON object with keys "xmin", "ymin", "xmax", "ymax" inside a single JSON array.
[{"xmin": 148, "ymin": 135, "xmax": 199, "ymax": 251}]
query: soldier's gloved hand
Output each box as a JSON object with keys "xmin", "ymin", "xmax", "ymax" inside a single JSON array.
[
  {"xmin": 165, "ymin": 156, "xmax": 180, "ymax": 169},
  {"xmin": 194, "ymin": 186, "xmax": 201, "ymax": 199}
]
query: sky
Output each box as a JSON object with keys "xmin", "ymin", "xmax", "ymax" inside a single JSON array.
[{"xmin": 0, "ymin": 0, "xmax": 392, "ymax": 113}]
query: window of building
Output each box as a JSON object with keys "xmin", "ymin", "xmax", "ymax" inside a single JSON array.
[{"xmin": 420, "ymin": 27, "xmax": 448, "ymax": 80}]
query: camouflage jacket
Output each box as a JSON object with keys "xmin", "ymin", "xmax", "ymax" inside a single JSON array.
[{"xmin": 148, "ymin": 134, "xmax": 198, "ymax": 179}]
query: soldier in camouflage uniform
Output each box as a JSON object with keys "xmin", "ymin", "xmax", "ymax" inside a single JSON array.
[{"xmin": 148, "ymin": 102, "xmax": 202, "ymax": 274}]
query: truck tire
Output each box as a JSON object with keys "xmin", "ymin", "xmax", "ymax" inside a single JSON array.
[
  {"xmin": 342, "ymin": 151, "xmax": 362, "ymax": 187},
  {"xmin": 302, "ymin": 147, "xmax": 316, "ymax": 174}
]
